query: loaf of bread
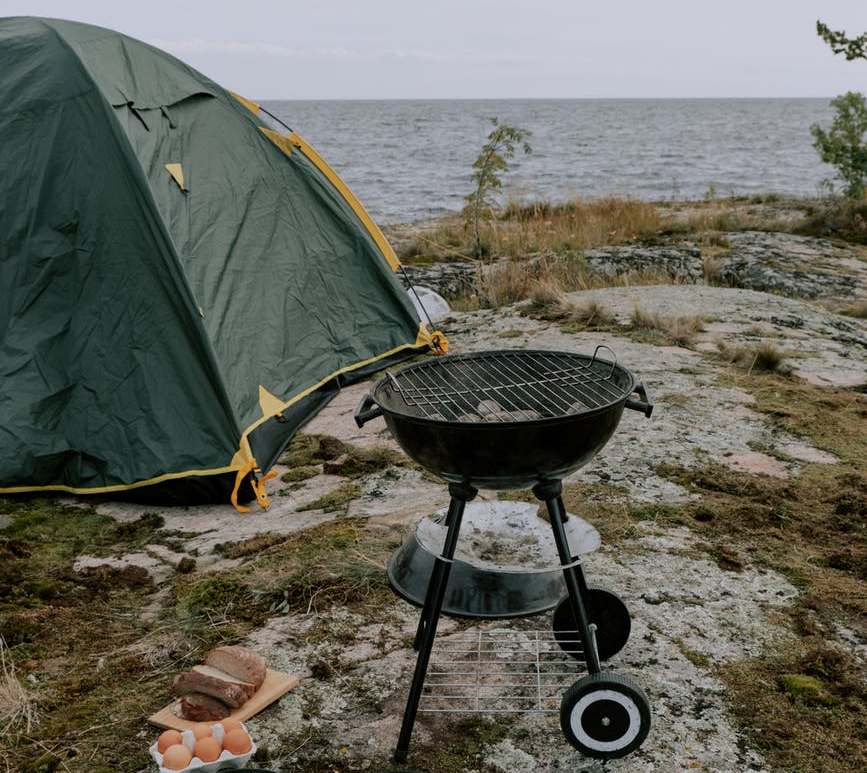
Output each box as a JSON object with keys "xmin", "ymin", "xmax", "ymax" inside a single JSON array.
[
  {"xmin": 172, "ymin": 665, "xmax": 255, "ymax": 707},
  {"xmin": 171, "ymin": 645, "xmax": 266, "ymax": 715},
  {"xmin": 179, "ymin": 692, "xmax": 231, "ymax": 721},
  {"xmin": 205, "ymin": 646, "xmax": 266, "ymax": 691}
]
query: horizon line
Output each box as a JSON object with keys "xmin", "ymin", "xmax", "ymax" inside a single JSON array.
[{"xmin": 256, "ymin": 95, "xmax": 835, "ymax": 102}]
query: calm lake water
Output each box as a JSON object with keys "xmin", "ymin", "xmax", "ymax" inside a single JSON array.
[{"xmin": 263, "ymin": 99, "xmax": 835, "ymax": 224}]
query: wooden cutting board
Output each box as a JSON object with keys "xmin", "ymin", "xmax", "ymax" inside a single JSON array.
[{"xmin": 148, "ymin": 669, "xmax": 300, "ymax": 731}]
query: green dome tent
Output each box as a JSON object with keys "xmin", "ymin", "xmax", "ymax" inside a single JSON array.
[{"xmin": 0, "ymin": 17, "xmax": 445, "ymax": 509}]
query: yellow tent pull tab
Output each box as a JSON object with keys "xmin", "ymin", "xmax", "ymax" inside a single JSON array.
[
  {"xmin": 430, "ymin": 331, "xmax": 449, "ymax": 355},
  {"xmin": 230, "ymin": 460, "xmax": 256, "ymax": 513},
  {"xmin": 251, "ymin": 470, "xmax": 278, "ymax": 510},
  {"xmin": 165, "ymin": 163, "xmax": 186, "ymax": 191}
]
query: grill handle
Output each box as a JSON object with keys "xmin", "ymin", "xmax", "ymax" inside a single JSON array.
[
  {"xmin": 625, "ymin": 382, "xmax": 654, "ymax": 418},
  {"xmin": 354, "ymin": 393, "xmax": 384, "ymax": 428}
]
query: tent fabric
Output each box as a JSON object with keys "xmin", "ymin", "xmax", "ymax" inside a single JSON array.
[{"xmin": 0, "ymin": 17, "xmax": 438, "ymax": 503}]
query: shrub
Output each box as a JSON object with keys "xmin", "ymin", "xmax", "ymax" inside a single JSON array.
[
  {"xmin": 811, "ymin": 91, "xmax": 867, "ymax": 198},
  {"xmin": 464, "ymin": 118, "xmax": 531, "ymax": 258}
]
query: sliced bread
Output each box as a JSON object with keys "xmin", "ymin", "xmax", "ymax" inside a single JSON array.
[
  {"xmin": 172, "ymin": 665, "xmax": 255, "ymax": 707},
  {"xmin": 205, "ymin": 646, "xmax": 266, "ymax": 691},
  {"xmin": 179, "ymin": 692, "xmax": 231, "ymax": 721}
]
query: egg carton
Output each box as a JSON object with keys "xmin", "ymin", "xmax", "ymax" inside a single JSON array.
[{"xmin": 150, "ymin": 722, "xmax": 256, "ymax": 772}]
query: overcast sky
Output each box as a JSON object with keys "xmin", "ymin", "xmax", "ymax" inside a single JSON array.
[{"xmin": 2, "ymin": 1, "xmax": 864, "ymax": 99}]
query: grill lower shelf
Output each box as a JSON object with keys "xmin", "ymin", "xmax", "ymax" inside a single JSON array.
[
  {"xmin": 420, "ymin": 627, "xmax": 584, "ymax": 715},
  {"xmin": 388, "ymin": 501, "xmax": 601, "ymax": 619}
]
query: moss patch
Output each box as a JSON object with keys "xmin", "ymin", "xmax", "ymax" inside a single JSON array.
[
  {"xmin": 0, "ymin": 497, "xmax": 176, "ymax": 770},
  {"xmin": 280, "ymin": 465, "xmax": 320, "ymax": 483},
  {"xmin": 176, "ymin": 519, "xmax": 395, "ymax": 624},
  {"xmin": 298, "ymin": 481, "xmax": 362, "ymax": 515},
  {"xmin": 279, "ymin": 433, "xmax": 346, "ymax": 468},
  {"xmin": 721, "ymin": 639, "xmax": 866, "ymax": 773},
  {"xmin": 778, "ymin": 673, "xmax": 836, "ymax": 706},
  {"xmin": 322, "ymin": 445, "xmax": 405, "ymax": 478},
  {"xmin": 414, "ymin": 715, "xmax": 515, "ymax": 772}
]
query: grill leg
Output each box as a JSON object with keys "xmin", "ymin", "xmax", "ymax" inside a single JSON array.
[
  {"xmin": 534, "ymin": 480, "xmax": 602, "ymax": 675},
  {"xmin": 412, "ymin": 502, "xmax": 457, "ymax": 650},
  {"xmin": 395, "ymin": 482, "xmax": 477, "ymax": 764}
]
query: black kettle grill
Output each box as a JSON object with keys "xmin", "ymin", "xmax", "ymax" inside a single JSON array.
[{"xmin": 355, "ymin": 347, "xmax": 654, "ymax": 762}]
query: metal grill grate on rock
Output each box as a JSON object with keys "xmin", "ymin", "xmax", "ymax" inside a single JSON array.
[{"xmin": 384, "ymin": 347, "xmax": 625, "ymax": 423}]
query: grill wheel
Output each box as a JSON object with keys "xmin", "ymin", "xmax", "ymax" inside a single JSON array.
[
  {"xmin": 552, "ymin": 587, "xmax": 631, "ymax": 661},
  {"xmin": 560, "ymin": 672, "xmax": 652, "ymax": 759}
]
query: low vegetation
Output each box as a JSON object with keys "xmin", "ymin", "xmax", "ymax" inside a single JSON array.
[
  {"xmin": 463, "ymin": 118, "xmax": 532, "ymax": 257},
  {"xmin": 1, "ymin": 636, "xmax": 37, "ymax": 736},
  {"xmin": 0, "ymin": 485, "xmax": 401, "ymax": 770},
  {"xmin": 279, "ymin": 432, "xmax": 346, "ymax": 468},
  {"xmin": 453, "ymin": 252, "xmax": 676, "ymax": 312},
  {"xmin": 0, "ymin": 498, "xmax": 176, "ymax": 770},
  {"xmin": 297, "ymin": 481, "xmax": 362, "ymax": 515},
  {"xmin": 721, "ymin": 638, "xmax": 867, "ymax": 773},
  {"xmin": 177, "ymin": 519, "xmax": 396, "ymax": 621},
  {"xmin": 403, "ymin": 197, "xmax": 665, "ymax": 265},
  {"xmin": 628, "ymin": 306, "xmax": 706, "ymax": 347},
  {"xmin": 715, "ymin": 340, "xmax": 788, "ymax": 373},
  {"xmin": 799, "ymin": 195, "xmax": 867, "ymax": 243}
]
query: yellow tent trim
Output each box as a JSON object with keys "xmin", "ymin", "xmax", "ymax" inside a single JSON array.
[
  {"xmin": 165, "ymin": 163, "xmax": 186, "ymax": 191},
  {"xmin": 229, "ymin": 90, "xmax": 261, "ymax": 116},
  {"xmin": 0, "ymin": 464, "xmax": 240, "ymax": 496},
  {"xmin": 237, "ymin": 324, "xmax": 432, "ymax": 447},
  {"xmin": 260, "ymin": 127, "xmax": 295, "ymax": 158}
]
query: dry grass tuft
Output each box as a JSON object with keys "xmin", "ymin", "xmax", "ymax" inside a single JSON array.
[
  {"xmin": 527, "ymin": 278, "xmax": 565, "ymax": 308},
  {"xmin": 703, "ymin": 254, "xmax": 727, "ymax": 285},
  {"xmin": 404, "ymin": 197, "xmax": 662, "ymax": 263},
  {"xmin": 522, "ymin": 279, "xmax": 571, "ymax": 320},
  {"xmin": 717, "ymin": 340, "xmax": 787, "ymax": 373},
  {"xmin": 496, "ymin": 196, "xmax": 662, "ymax": 254},
  {"xmin": 841, "ymin": 299, "xmax": 867, "ymax": 319},
  {"xmin": 629, "ymin": 306, "xmax": 705, "ymax": 347},
  {"xmin": 0, "ymin": 636, "xmax": 37, "ymax": 735},
  {"xmin": 567, "ymin": 300, "xmax": 616, "ymax": 330}
]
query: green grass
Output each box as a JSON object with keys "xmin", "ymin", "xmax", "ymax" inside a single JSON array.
[{"xmin": 297, "ymin": 481, "xmax": 361, "ymax": 515}]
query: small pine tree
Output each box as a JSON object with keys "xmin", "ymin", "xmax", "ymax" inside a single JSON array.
[
  {"xmin": 811, "ymin": 92, "xmax": 867, "ymax": 198},
  {"xmin": 464, "ymin": 118, "xmax": 531, "ymax": 258}
]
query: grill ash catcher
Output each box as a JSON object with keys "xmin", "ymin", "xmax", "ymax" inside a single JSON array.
[{"xmin": 354, "ymin": 347, "xmax": 654, "ymax": 762}]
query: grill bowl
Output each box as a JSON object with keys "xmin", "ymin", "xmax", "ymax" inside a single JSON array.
[{"xmin": 356, "ymin": 349, "xmax": 652, "ymax": 489}]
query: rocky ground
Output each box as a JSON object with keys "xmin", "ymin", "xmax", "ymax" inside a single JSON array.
[
  {"xmin": 2, "ymin": 216, "xmax": 865, "ymax": 773},
  {"xmin": 402, "ymin": 230, "xmax": 867, "ymax": 305}
]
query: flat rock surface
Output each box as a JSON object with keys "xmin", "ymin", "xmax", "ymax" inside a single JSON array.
[{"xmin": 719, "ymin": 231, "xmax": 866, "ymax": 299}]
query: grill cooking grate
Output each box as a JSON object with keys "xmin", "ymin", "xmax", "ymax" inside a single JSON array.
[
  {"xmin": 384, "ymin": 347, "xmax": 626, "ymax": 422},
  {"xmin": 419, "ymin": 629, "xmax": 583, "ymax": 714}
]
